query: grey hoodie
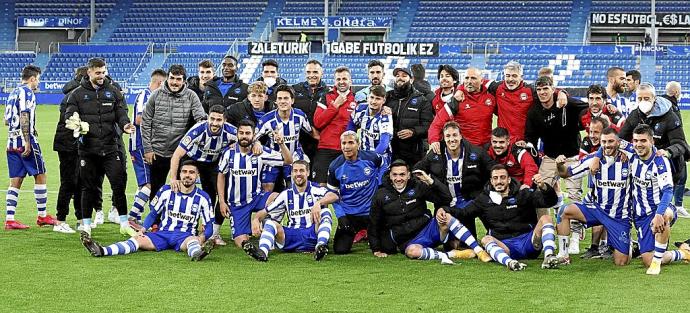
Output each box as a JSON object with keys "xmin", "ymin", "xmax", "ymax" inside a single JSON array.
[{"xmin": 141, "ymin": 81, "xmax": 207, "ymax": 157}]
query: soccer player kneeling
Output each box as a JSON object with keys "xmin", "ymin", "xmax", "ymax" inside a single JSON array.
[
  {"xmin": 242, "ymin": 160, "xmax": 338, "ymax": 261},
  {"xmin": 442, "ymin": 166, "xmax": 559, "ymax": 271},
  {"xmin": 79, "ymin": 161, "xmax": 216, "ymax": 261}
]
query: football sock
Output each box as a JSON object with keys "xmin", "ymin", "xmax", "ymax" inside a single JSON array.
[
  {"xmin": 102, "ymin": 238, "xmax": 139, "ymax": 256},
  {"xmin": 541, "ymin": 223, "xmax": 556, "ymax": 257},
  {"xmin": 129, "ymin": 186, "xmax": 150, "ymax": 221},
  {"xmin": 486, "ymin": 241, "xmax": 514, "ymax": 267},
  {"xmin": 5, "ymin": 187, "xmax": 19, "ymax": 221},
  {"xmin": 316, "ymin": 209, "xmax": 332, "ymax": 246},
  {"xmin": 259, "ymin": 220, "xmax": 277, "ymax": 257},
  {"xmin": 447, "ymin": 216, "xmax": 482, "ymax": 254},
  {"xmin": 186, "ymin": 239, "xmax": 201, "ymax": 258},
  {"xmin": 558, "ymin": 235, "xmax": 570, "ymax": 256},
  {"xmin": 418, "ymin": 248, "xmax": 445, "ymax": 260},
  {"xmin": 35, "ymin": 184, "xmax": 47, "ymax": 217},
  {"xmin": 652, "ymin": 241, "xmax": 667, "ymax": 264}
]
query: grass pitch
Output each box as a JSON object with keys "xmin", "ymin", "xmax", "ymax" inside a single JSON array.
[{"xmin": 0, "ymin": 105, "xmax": 688, "ymax": 312}]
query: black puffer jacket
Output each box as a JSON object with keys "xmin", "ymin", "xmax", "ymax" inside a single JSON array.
[
  {"xmin": 292, "ymin": 80, "xmax": 328, "ymax": 159},
  {"xmin": 385, "ymin": 86, "xmax": 433, "ymax": 161},
  {"xmin": 53, "ymin": 79, "xmax": 81, "ymax": 152},
  {"xmin": 413, "ymin": 139, "xmax": 495, "ymax": 202},
  {"xmin": 187, "ymin": 75, "xmax": 210, "ymax": 111},
  {"xmin": 369, "ymin": 176, "xmax": 452, "ymax": 252},
  {"xmin": 225, "ymin": 98, "xmax": 274, "ymax": 127},
  {"xmin": 455, "ymin": 179, "xmax": 557, "ymax": 240},
  {"xmin": 64, "ymin": 78, "xmax": 130, "ymax": 156},
  {"xmin": 257, "ymin": 76, "xmax": 289, "ymax": 102},
  {"xmin": 202, "ymin": 76, "xmax": 248, "ymax": 110}
]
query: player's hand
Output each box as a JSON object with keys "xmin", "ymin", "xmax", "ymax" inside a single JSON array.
[
  {"xmin": 273, "ymin": 131, "xmax": 285, "ymax": 144},
  {"xmin": 453, "ymin": 89, "xmax": 465, "ymax": 102},
  {"xmin": 656, "ymin": 149, "xmax": 670, "ymax": 158},
  {"xmin": 251, "ymin": 219, "xmax": 262, "ymax": 237},
  {"xmin": 21, "ymin": 144, "xmax": 31, "ymax": 157},
  {"xmin": 397, "ymin": 129, "xmax": 414, "ymax": 140},
  {"xmin": 514, "ymin": 140, "xmax": 527, "ymax": 147},
  {"xmin": 556, "ymin": 91, "xmax": 568, "ymax": 108},
  {"xmin": 555, "ymin": 155, "xmax": 567, "ymax": 165},
  {"xmin": 144, "ymin": 152, "xmax": 156, "ymax": 164},
  {"xmin": 589, "ymin": 156, "xmax": 601, "ymax": 175},
  {"xmin": 532, "ymin": 174, "xmax": 546, "ymax": 190},
  {"xmin": 413, "ymin": 170, "xmax": 433, "ymax": 185},
  {"xmin": 333, "ymin": 94, "xmax": 346, "ymax": 108},
  {"xmin": 251, "ymin": 142, "xmax": 263, "ymax": 155},
  {"xmin": 220, "ymin": 203, "xmax": 231, "ymax": 218},
  {"xmin": 382, "ymin": 106, "xmax": 392, "ymax": 116},
  {"xmin": 373, "ymin": 251, "xmax": 388, "ymax": 258},
  {"xmin": 606, "ymin": 104, "xmax": 618, "ymax": 114},
  {"xmin": 123, "ymin": 123, "xmax": 135, "ymax": 134},
  {"xmin": 311, "ymin": 202, "xmax": 322, "ymax": 224},
  {"xmin": 170, "ymin": 179, "xmax": 180, "ymax": 193},
  {"xmin": 435, "ymin": 208, "xmax": 448, "ymax": 225},
  {"xmin": 620, "ymin": 152, "xmax": 629, "ymax": 163},
  {"xmin": 651, "ymin": 214, "xmax": 667, "ymax": 234},
  {"xmin": 520, "ymin": 184, "xmax": 530, "ymax": 190},
  {"xmin": 429, "ymin": 142, "xmax": 441, "ymax": 154}
]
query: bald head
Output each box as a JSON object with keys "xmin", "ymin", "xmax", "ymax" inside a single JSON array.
[
  {"xmin": 666, "ymin": 81, "xmax": 682, "ymax": 100},
  {"xmin": 463, "ymin": 67, "xmax": 482, "ymax": 93}
]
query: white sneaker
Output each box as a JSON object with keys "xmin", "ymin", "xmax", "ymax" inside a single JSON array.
[
  {"xmin": 676, "ymin": 206, "xmax": 690, "ymax": 218},
  {"xmin": 107, "ymin": 207, "xmax": 120, "ymax": 224},
  {"xmin": 440, "ymin": 253, "xmax": 454, "ymax": 265},
  {"xmin": 53, "ymin": 222, "xmax": 76, "ymax": 234},
  {"xmin": 94, "ymin": 210, "xmax": 105, "ymax": 225},
  {"xmin": 77, "ymin": 224, "xmax": 91, "ymax": 236},
  {"xmin": 568, "ymin": 235, "xmax": 580, "ymax": 254}
]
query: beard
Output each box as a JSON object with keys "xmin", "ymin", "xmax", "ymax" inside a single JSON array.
[{"xmin": 239, "ymin": 138, "xmax": 252, "ymax": 147}]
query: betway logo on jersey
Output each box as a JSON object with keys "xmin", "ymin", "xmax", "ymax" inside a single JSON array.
[
  {"xmin": 288, "ymin": 208, "xmax": 311, "ymax": 217},
  {"xmin": 447, "ymin": 175, "xmax": 462, "ymax": 184},
  {"xmin": 283, "ymin": 134, "xmax": 298, "ymax": 143},
  {"xmin": 362, "ymin": 129, "xmax": 380, "ymax": 140},
  {"xmin": 632, "ymin": 176, "xmax": 651, "ymax": 188},
  {"xmin": 596, "ymin": 180, "xmax": 627, "ymax": 188},
  {"xmin": 344, "ymin": 180, "xmax": 370, "ymax": 189},
  {"xmin": 232, "ymin": 168, "xmax": 258, "ymax": 176},
  {"xmin": 168, "ymin": 211, "xmax": 194, "ymax": 222}
]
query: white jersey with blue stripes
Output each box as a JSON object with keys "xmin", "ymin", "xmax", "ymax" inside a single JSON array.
[
  {"xmin": 608, "ymin": 93, "xmax": 633, "ymax": 118},
  {"xmin": 256, "ymin": 108, "xmax": 312, "ymax": 159},
  {"xmin": 150, "ymin": 185, "xmax": 213, "ymax": 235},
  {"xmin": 179, "ymin": 121, "xmax": 238, "ymax": 163},
  {"xmin": 5, "ymin": 85, "xmax": 37, "ymax": 151},
  {"xmin": 568, "ymin": 152, "xmax": 631, "ymax": 219},
  {"xmin": 217, "ymin": 146, "xmax": 284, "ymax": 207},
  {"xmin": 350, "ymin": 104, "xmax": 393, "ymax": 155},
  {"xmin": 266, "ymin": 183, "xmax": 329, "ymax": 229},
  {"xmin": 129, "ymin": 88, "xmax": 151, "ymax": 152},
  {"xmin": 445, "ymin": 149, "xmax": 464, "ymax": 207},
  {"xmin": 629, "ymin": 151, "xmax": 674, "ymax": 218}
]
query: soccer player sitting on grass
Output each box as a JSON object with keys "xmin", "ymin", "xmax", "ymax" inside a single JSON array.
[
  {"xmin": 438, "ymin": 165, "xmax": 559, "ymax": 271},
  {"xmin": 242, "ymin": 160, "xmax": 338, "ymax": 261},
  {"xmin": 79, "ymin": 161, "xmax": 215, "ymax": 261}
]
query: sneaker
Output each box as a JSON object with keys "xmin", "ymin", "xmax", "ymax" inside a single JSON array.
[
  {"xmin": 477, "ymin": 250, "xmax": 493, "ymax": 263},
  {"xmin": 646, "ymin": 260, "xmax": 662, "ymax": 275},
  {"xmin": 94, "ymin": 210, "xmax": 105, "ymax": 225},
  {"xmin": 580, "ymin": 246, "xmax": 601, "ymax": 259},
  {"xmin": 242, "ymin": 240, "xmax": 267, "ymax": 262},
  {"xmin": 128, "ymin": 220, "xmax": 145, "ymax": 232},
  {"xmin": 107, "ymin": 207, "xmax": 120, "ymax": 224},
  {"xmin": 120, "ymin": 225, "xmax": 137, "ymax": 237},
  {"xmin": 568, "ymin": 236, "xmax": 580, "ymax": 255},
  {"xmin": 53, "ymin": 222, "xmax": 76, "ymax": 234},
  {"xmin": 191, "ymin": 240, "xmax": 215, "ymax": 261},
  {"xmin": 541, "ymin": 255, "xmax": 560, "ymax": 269},
  {"xmin": 353, "ymin": 229, "xmax": 368, "ymax": 243},
  {"xmin": 677, "ymin": 206, "xmax": 690, "ymax": 219},
  {"xmin": 440, "ymin": 253, "xmax": 454, "ymax": 265},
  {"xmin": 210, "ymin": 235, "xmax": 227, "ymax": 246},
  {"xmin": 449, "ymin": 249, "xmax": 475, "ymax": 259},
  {"xmin": 37, "ymin": 215, "xmax": 57, "ymax": 226},
  {"xmin": 5, "ymin": 220, "xmax": 30, "ymax": 230},
  {"xmin": 600, "ymin": 246, "xmax": 613, "ymax": 260},
  {"xmin": 314, "ymin": 243, "xmax": 328, "ymax": 261},
  {"xmin": 79, "ymin": 231, "xmax": 103, "ymax": 257},
  {"xmin": 508, "ymin": 260, "xmax": 527, "ymax": 271}
]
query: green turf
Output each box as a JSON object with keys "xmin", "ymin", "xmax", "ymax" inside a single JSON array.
[{"xmin": 0, "ymin": 105, "xmax": 689, "ymax": 312}]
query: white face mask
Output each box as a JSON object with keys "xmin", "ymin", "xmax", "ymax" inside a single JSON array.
[
  {"xmin": 638, "ymin": 100, "xmax": 654, "ymax": 114},
  {"xmin": 264, "ymin": 77, "xmax": 276, "ymax": 88}
]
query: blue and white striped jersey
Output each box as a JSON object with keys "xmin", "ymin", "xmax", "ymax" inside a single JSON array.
[
  {"xmin": 608, "ymin": 93, "xmax": 633, "ymax": 118},
  {"xmin": 445, "ymin": 149, "xmax": 464, "ymax": 207},
  {"xmin": 217, "ymin": 146, "xmax": 285, "ymax": 207},
  {"xmin": 129, "ymin": 88, "xmax": 151, "ymax": 152},
  {"xmin": 256, "ymin": 108, "xmax": 312, "ymax": 159},
  {"xmin": 349, "ymin": 104, "xmax": 393, "ymax": 155},
  {"xmin": 179, "ymin": 121, "xmax": 238, "ymax": 163},
  {"xmin": 568, "ymin": 153, "xmax": 631, "ymax": 219},
  {"xmin": 150, "ymin": 185, "xmax": 213, "ymax": 235},
  {"xmin": 266, "ymin": 183, "xmax": 329, "ymax": 229},
  {"xmin": 4, "ymin": 85, "xmax": 37, "ymax": 151},
  {"xmin": 629, "ymin": 150, "xmax": 674, "ymax": 217},
  {"xmin": 327, "ymin": 151, "xmax": 382, "ymax": 217}
]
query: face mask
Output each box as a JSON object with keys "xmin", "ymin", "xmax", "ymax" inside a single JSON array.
[
  {"xmin": 638, "ymin": 100, "xmax": 654, "ymax": 114},
  {"xmin": 264, "ymin": 77, "xmax": 276, "ymax": 88}
]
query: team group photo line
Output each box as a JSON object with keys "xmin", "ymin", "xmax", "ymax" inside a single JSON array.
[{"xmin": 5, "ymin": 53, "xmax": 690, "ymax": 274}]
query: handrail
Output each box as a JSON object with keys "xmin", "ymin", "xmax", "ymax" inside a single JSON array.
[
  {"xmin": 15, "ymin": 41, "xmax": 39, "ymax": 53},
  {"xmin": 128, "ymin": 42, "xmax": 154, "ymax": 83}
]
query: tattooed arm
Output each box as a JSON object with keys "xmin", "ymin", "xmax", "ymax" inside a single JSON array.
[{"xmin": 20, "ymin": 112, "xmax": 31, "ymax": 157}]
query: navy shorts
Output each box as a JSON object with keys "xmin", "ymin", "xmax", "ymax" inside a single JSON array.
[
  {"xmin": 230, "ymin": 192, "xmax": 271, "ymax": 238},
  {"xmin": 278, "ymin": 226, "xmax": 317, "ymax": 252},
  {"xmin": 634, "ymin": 206, "xmax": 678, "ymax": 254},
  {"xmin": 130, "ymin": 149, "xmax": 151, "ymax": 186},
  {"xmin": 576, "ymin": 202, "xmax": 631, "ymax": 255},
  {"xmin": 403, "ymin": 218, "xmax": 447, "ymax": 251},
  {"xmin": 7, "ymin": 142, "xmax": 45, "ymax": 178},
  {"xmin": 146, "ymin": 231, "xmax": 191, "ymax": 251},
  {"xmin": 502, "ymin": 230, "xmax": 540, "ymax": 260}
]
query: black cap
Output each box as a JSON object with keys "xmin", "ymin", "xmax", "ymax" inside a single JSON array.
[{"xmin": 393, "ymin": 67, "xmax": 412, "ymax": 77}]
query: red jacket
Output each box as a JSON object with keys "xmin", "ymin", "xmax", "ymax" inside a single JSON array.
[
  {"xmin": 487, "ymin": 144, "xmax": 538, "ymax": 186},
  {"xmin": 579, "ymin": 106, "xmax": 625, "ymax": 132},
  {"xmin": 314, "ymin": 87, "xmax": 356, "ymax": 150},
  {"xmin": 488, "ymin": 80, "xmax": 536, "ymax": 142},
  {"xmin": 431, "ymin": 88, "xmax": 454, "ymax": 114},
  {"xmin": 428, "ymin": 85, "xmax": 495, "ymax": 146}
]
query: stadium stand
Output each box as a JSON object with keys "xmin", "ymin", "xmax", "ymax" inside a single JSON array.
[
  {"xmin": 14, "ymin": 0, "xmax": 115, "ymax": 26},
  {"xmin": 282, "ymin": 0, "xmax": 325, "ymax": 16},
  {"xmin": 336, "ymin": 0, "xmax": 401, "ymax": 17},
  {"xmin": 244, "ymin": 54, "xmax": 310, "ymax": 84},
  {"xmin": 42, "ymin": 45, "xmax": 150, "ymax": 84},
  {"xmin": 590, "ymin": 0, "xmax": 690, "ymax": 13},
  {"xmin": 657, "ymin": 52, "xmax": 690, "ymax": 91},
  {"xmin": 0, "ymin": 52, "xmax": 36, "ymax": 85}
]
